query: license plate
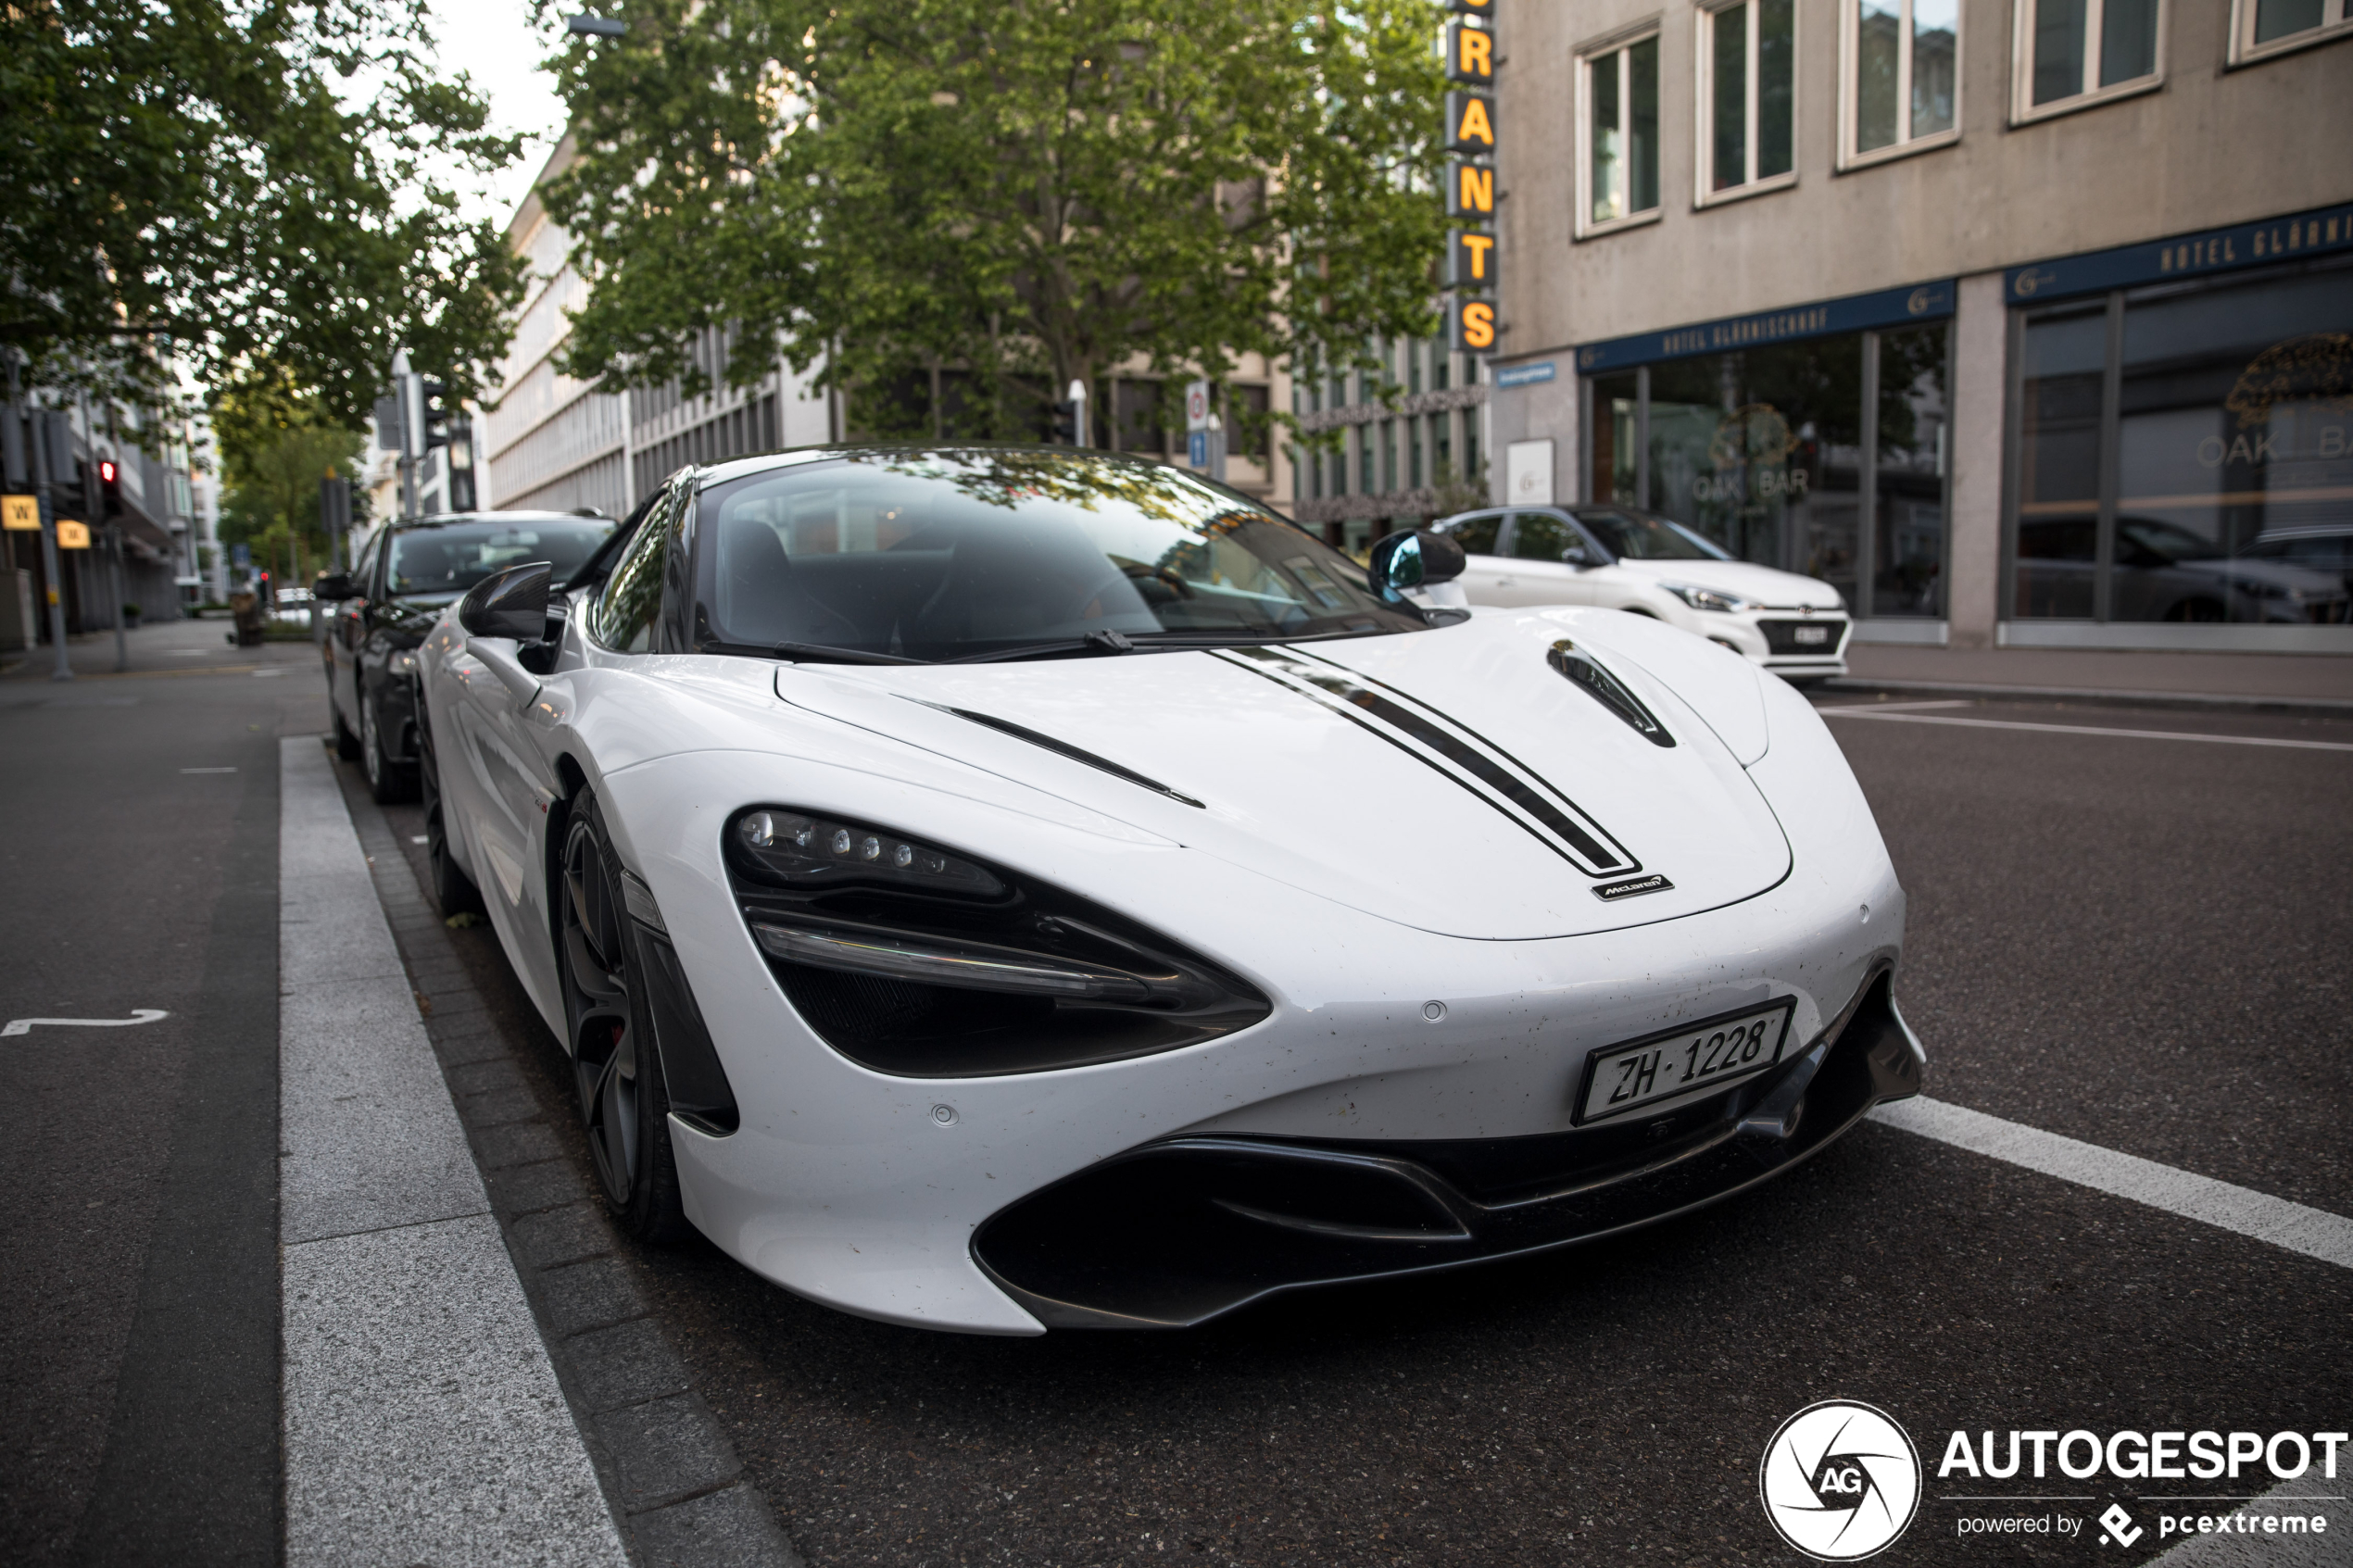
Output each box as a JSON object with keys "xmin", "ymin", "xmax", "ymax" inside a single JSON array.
[
  {"xmin": 1793, "ymin": 625, "xmax": 1830, "ymax": 645},
  {"xmin": 1574, "ymin": 999, "xmax": 1795, "ymax": 1124}
]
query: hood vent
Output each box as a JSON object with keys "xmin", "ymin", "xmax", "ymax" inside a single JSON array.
[
  {"xmin": 1548, "ymin": 641, "xmax": 1675, "ymax": 748},
  {"xmin": 919, "ymin": 701, "xmax": 1207, "ymax": 809}
]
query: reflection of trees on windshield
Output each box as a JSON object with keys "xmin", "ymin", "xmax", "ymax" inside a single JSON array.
[{"xmin": 864, "ymin": 448, "xmax": 1272, "ymax": 531}]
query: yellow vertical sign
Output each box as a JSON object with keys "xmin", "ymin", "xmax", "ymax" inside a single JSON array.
[{"xmin": 2, "ymin": 495, "xmax": 38, "ymax": 531}]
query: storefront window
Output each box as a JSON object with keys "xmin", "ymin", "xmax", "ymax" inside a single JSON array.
[
  {"xmin": 1644, "ymin": 340, "xmax": 1864, "ymax": 603},
  {"xmin": 1591, "ymin": 372, "xmax": 1640, "ymax": 503},
  {"xmin": 1872, "ymin": 325, "xmax": 1951, "ymax": 615},
  {"xmin": 2010, "ymin": 258, "xmax": 2353, "ymax": 627}
]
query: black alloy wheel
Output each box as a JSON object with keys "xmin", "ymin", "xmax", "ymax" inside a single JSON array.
[
  {"xmin": 360, "ymin": 685, "xmax": 419, "ymax": 804},
  {"xmin": 559, "ymin": 788, "xmax": 689, "ymax": 1242},
  {"xmin": 416, "ymin": 705, "xmax": 484, "ymax": 918}
]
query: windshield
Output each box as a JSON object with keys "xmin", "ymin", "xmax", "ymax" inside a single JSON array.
[
  {"xmin": 1574, "ymin": 508, "xmax": 1725, "ymax": 561},
  {"xmin": 386, "ymin": 519, "xmax": 614, "ymax": 596},
  {"xmin": 691, "ymin": 450, "xmax": 1425, "ymax": 660}
]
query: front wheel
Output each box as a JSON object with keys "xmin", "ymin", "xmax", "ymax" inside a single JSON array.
[{"xmin": 559, "ymin": 788, "xmax": 689, "ymax": 1243}]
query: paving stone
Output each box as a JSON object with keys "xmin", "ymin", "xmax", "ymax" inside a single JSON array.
[
  {"xmin": 632, "ymin": 1484, "xmax": 803, "ymax": 1568},
  {"xmin": 598, "ymin": 1393, "xmax": 741, "ymax": 1512},
  {"xmin": 568, "ymin": 1317, "xmax": 690, "ymax": 1413},
  {"xmin": 464, "ymin": 1086, "xmax": 542, "ymax": 1128},
  {"xmin": 484, "ymin": 1158, "xmax": 584, "ymax": 1216},
  {"xmin": 511, "ymin": 1203, "xmax": 615, "ymax": 1269},
  {"xmin": 539, "ymin": 1257, "xmax": 648, "ymax": 1336},
  {"xmin": 447, "ymin": 1058, "xmax": 527, "ymax": 1099},
  {"xmin": 472, "ymin": 1118, "xmax": 564, "ymax": 1170}
]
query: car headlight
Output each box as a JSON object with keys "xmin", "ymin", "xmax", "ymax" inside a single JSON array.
[
  {"xmin": 389, "ymin": 648, "xmax": 420, "ymax": 675},
  {"xmin": 1661, "ymin": 583, "xmax": 1752, "ymax": 613},
  {"xmin": 727, "ymin": 807, "xmax": 1270, "ymax": 1076}
]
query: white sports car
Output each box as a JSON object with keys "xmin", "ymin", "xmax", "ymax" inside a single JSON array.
[
  {"xmin": 1431, "ymin": 504, "xmax": 1856, "ymax": 680},
  {"xmin": 418, "ymin": 446, "xmax": 1923, "ymax": 1335}
]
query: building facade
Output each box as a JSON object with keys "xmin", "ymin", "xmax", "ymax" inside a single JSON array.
[
  {"xmin": 1487, "ymin": 0, "xmax": 2351, "ymax": 652},
  {"xmin": 1291, "ymin": 334, "xmax": 1490, "ymax": 557}
]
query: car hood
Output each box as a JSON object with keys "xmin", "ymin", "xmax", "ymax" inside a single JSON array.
[
  {"xmin": 1609, "ymin": 558, "xmax": 1845, "ymax": 610},
  {"xmin": 770, "ymin": 613, "xmax": 1790, "ymax": 940}
]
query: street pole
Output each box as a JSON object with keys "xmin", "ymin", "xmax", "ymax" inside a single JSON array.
[
  {"xmin": 1067, "ymin": 380, "xmax": 1090, "ymax": 448},
  {"xmin": 25, "ymin": 400, "xmax": 72, "ymax": 682},
  {"xmin": 83, "ymin": 394, "xmax": 125, "ymax": 672}
]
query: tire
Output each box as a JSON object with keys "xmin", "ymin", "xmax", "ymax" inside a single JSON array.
[
  {"xmin": 360, "ymin": 687, "xmax": 419, "ymax": 804},
  {"xmin": 331, "ymin": 693, "xmax": 362, "ymax": 760},
  {"xmin": 558, "ymin": 788, "xmax": 690, "ymax": 1243},
  {"xmin": 418, "ymin": 706, "xmax": 485, "ymax": 918}
]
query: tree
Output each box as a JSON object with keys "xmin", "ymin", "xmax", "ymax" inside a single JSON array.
[
  {"xmin": 0, "ymin": 0, "xmax": 531, "ymax": 420},
  {"xmin": 214, "ymin": 369, "xmax": 369, "ymax": 590},
  {"xmin": 539, "ymin": 0, "xmax": 1449, "ymax": 446}
]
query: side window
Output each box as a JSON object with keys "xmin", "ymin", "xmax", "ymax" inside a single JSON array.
[
  {"xmin": 1511, "ymin": 511, "xmax": 1577, "ymax": 561},
  {"xmin": 595, "ymin": 488, "xmax": 673, "ymax": 652},
  {"xmin": 1443, "ymin": 512, "xmax": 1504, "ymax": 555},
  {"xmin": 353, "ymin": 533, "xmax": 385, "ymax": 597}
]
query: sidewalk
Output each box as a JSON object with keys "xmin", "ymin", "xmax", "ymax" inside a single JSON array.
[
  {"xmin": 0, "ymin": 614, "xmax": 317, "ymax": 682},
  {"xmin": 1838, "ymin": 644, "xmax": 2353, "ymax": 711}
]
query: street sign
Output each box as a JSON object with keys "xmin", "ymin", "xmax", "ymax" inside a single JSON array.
[
  {"xmin": 232, "ymin": 543, "xmax": 251, "ymax": 568},
  {"xmin": 1188, "ymin": 431, "xmax": 1210, "ymax": 467},
  {"xmin": 1185, "ymin": 381, "xmax": 1212, "ymax": 433},
  {"xmin": 57, "ymin": 520, "xmax": 91, "ymax": 549},
  {"xmin": 2, "ymin": 495, "xmax": 37, "ymax": 531}
]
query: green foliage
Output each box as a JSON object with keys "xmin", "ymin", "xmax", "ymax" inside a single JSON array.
[
  {"xmin": 539, "ymin": 0, "xmax": 1450, "ymax": 445},
  {"xmin": 0, "ymin": 0, "xmax": 531, "ymax": 420},
  {"xmin": 214, "ymin": 370, "xmax": 369, "ymax": 584}
]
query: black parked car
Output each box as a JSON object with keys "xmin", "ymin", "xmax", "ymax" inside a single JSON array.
[{"xmin": 317, "ymin": 512, "xmax": 616, "ymax": 802}]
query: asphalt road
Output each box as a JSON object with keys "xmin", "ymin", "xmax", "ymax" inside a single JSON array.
[
  {"xmin": 361, "ymin": 689, "xmax": 2353, "ymax": 1568},
  {"xmin": 1, "ymin": 621, "xmax": 324, "ymax": 1567},
  {"xmin": 7, "ymin": 632, "xmax": 2347, "ymax": 1567}
]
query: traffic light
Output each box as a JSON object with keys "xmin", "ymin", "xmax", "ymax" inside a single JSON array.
[
  {"xmin": 97, "ymin": 458, "xmax": 123, "ymax": 519},
  {"xmin": 421, "ymin": 379, "xmax": 456, "ymax": 451}
]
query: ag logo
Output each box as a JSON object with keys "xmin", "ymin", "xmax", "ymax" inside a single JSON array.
[{"xmin": 1759, "ymin": 1400, "xmax": 1921, "ymax": 1561}]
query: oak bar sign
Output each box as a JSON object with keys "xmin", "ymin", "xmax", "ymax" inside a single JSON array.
[{"xmin": 1445, "ymin": 0, "xmax": 1497, "ymax": 357}]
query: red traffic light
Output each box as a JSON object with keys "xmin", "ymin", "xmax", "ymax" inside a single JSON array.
[{"xmin": 97, "ymin": 458, "xmax": 118, "ymax": 483}]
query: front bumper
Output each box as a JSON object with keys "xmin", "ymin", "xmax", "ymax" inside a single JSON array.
[{"xmin": 971, "ymin": 968, "xmax": 1921, "ymax": 1328}]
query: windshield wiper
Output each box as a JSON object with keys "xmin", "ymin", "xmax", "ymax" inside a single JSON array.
[{"xmin": 700, "ymin": 638, "xmax": 930, "ymax": 666}]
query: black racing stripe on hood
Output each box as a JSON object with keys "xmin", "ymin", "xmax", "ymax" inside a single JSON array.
[
  {"xmin": 1215, "ymin": 646, "xmax": 1636, "ymax": 875},
  {"xmin": 914, "ymin": 700, "xmax": 1207, "ymax": 809}
]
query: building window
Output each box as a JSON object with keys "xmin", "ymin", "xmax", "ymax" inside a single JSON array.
[
  {"xmin": 1583, "ymin": 326, "xmax": 1954, "ymax": 618},
  {"xmin": 1842, "ymin": 0, "xmax": 1958, "ymax": 167},
  {"xmin": 2012, "ymin": 0, "xmax": 2162, "ymax": 121},
  {"xmin": 2230, "ymin": 0, "xmax": 2352, "ymax": 60},
  {"xmin": 2010, "ymin": 256, "xmax": 2353, "ymax": 625},
  {"xmin": 1579, "ymin": 31, "xmax": 1661, "ymax": 233},
  {"xmin": 1697, "ymin": 0, "xmax": 1795, "ymax": 202}
]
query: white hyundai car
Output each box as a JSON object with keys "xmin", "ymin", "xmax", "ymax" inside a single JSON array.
[
  {"xmin": 418, "ymin": 446, "xmax": 1923, "ymax": 1335},
  {"xmin": 1432, "ymin": 504, "xmax": 1855, "ymax": 680}
]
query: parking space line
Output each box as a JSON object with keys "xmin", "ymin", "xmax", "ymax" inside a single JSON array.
[
  {"xmin": 1813, "ymin": 699, "xmax": 1979, "ymax": 713},
  {"xmin": 1870, "ymin": 1098, "xmax": 2353, "ymax": 1271},
  {"xmin": 1819, "ymin": 710, "xmax": 2353, "ymax": 751},
  {"xmin": 278, "ymin": 737, "xmax": 630, "ymax": 1568}
]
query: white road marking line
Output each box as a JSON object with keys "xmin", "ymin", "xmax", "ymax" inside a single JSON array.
[
  {"xmin": 2, "ymin": 1009, "xmax": 169, "ymax": 1037},
  {"xmin": 252, "ymin": 668, "xmax": 285, "ymax": 678},
  {"xmin": 1821, "ymin": 709, "xmax": 2353, "ymax": 751},
  {"xmin": 278, "ymin": 737, "xmax": 628, "ymax": 1568},
  {"xmin": 2144, "ymin": 1472, "xmax": 2346, "ymax": 1566},
  {"xmin": 181, "ymin": 766, "xmax": 239, "ymax": 773},
  {"xmin": 1813, "ymin": 698, "xmax": 1978, "ymax": 712},
  {"xmin": 410, "ymin": 834, "xmax": 429, "ymax": 845},
  {"xmin": 1870, "ymin": 1097, "xmax": 2353, "ymax": 1271}
]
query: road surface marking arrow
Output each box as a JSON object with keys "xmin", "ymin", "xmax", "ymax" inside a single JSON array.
[{"xmin": 3, "ymin": 1010, "xmax": 170, "ymax": 1037}]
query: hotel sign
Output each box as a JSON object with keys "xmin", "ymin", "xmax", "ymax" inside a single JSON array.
[
  {"xmin": 1576, "ymin": 280, "xmax": 1957, "ymax": 373},
  {"xmin": 2006, "ymin": 201, "xmax": 2353, "ymax": 305},
  {"xmin": 1443, "ymin": 0, "xmax": 1496, "ymax": 358}
]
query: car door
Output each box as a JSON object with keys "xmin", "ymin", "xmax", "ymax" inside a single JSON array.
[
  {"xmin": 1485, "ymin": 509, "xmax": 1596, "ymax": 607},
  {"xmin": 1435, "ymin": 511, "xmax": 1512, "ymax": 602}
]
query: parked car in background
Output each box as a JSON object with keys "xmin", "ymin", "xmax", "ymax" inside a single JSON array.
[
  {"xmin": 2014, "ymin": 516, "xmax": 2349, "ymax": 622},
  {"xmin": 315, "ymin": 512, "xmax": 615, "ymax": 803},
  {"xmin": 2237, "ymin": 525, "xmax": 2353, "ymax": 603},
  {"xmin": 1431, "ymin": 504, "xmax": 1853, "ymax": 681}
]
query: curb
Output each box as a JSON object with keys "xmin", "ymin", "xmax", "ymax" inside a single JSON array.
[
  {"xmin": 1822, "ymin": 676, "xmax": 2353, "ymax": 718},
  {"xmin": 331, "ymin": 746, "xmax": 802, "ymax": 1568}
]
